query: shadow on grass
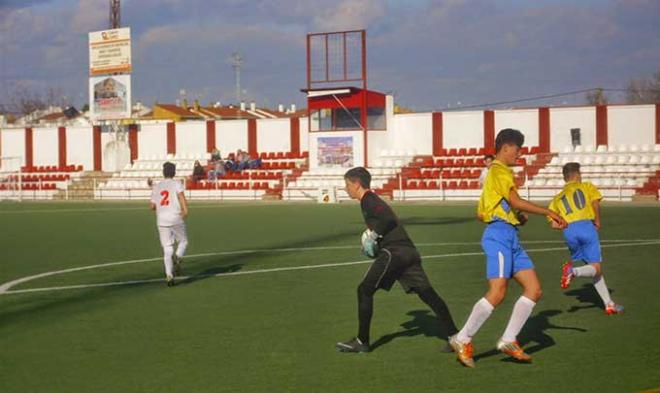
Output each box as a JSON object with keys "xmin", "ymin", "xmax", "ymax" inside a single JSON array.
[
  {"xmin": 564, "ymin": 283, "xmax": 611, "ymax": 313},
  {"xmin": 370, "ymin": 309, "xmax": 453, "ymax": 351},
  {"xmin": 473, "ymin": 309, "xmax": 587, "ymax": 363}
]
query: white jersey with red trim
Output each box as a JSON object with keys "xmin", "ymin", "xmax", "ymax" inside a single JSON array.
[{"xmin": 151, "ymin": 179, "xmax": 185, "ymax": 227}]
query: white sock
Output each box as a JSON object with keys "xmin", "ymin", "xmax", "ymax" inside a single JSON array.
[
  {"xmin": 573, "ymin": 265, "xmax": 597, "ymax": 278},
  {"xmin": 456, "ymin": 298, "xmax": 494, "ymax": 343},
  {"xmin": 501, "ymin": 296, "xmax": 536, "ymax": 343},
  {"xmin": 175, "ymin": 239, "xmax": 188, "ymax": 259},
  {"xmin": 163, "ymin": 245, "xmax": 174, "ymax": 277},
  {"xmin": 593, "ymin": 276, "xmax": 613, "ymax": 306}
]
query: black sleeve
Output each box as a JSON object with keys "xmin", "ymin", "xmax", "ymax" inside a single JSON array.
[{"xmin": 363, "ymin": 195, "xmax": 398, "ymax": 237}]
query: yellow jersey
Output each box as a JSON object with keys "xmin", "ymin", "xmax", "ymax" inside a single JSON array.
[
  {"xmin": 477, "ymin": 160, "xmax": 520, "ymax": 225},
  {"xmin": 548, "ymin": 181, "xmax": 602, "ymax": 223}
]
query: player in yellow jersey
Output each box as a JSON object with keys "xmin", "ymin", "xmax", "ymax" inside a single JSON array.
[
  {"xmin": 449, "ymin": 129, "xmax": 567, "ymax": 368},
  {"xmin": 549, "ymin": 162, "xmax": 624, "ymax": 315}
]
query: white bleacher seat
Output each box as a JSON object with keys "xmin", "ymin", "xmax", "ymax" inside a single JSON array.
[
  {"xmin": 406, "ymin": 150, "xmax": 416, "ymax": 157},
  {"xmin": 640, "ymin": 144, "xmax": 651, "ymax": 152},
  {"xmin": 546, "ymin": 179, "xmax": 559, "ymax": 186},
  {"xmin": 653, "ymin": 156, "xmax": 660, "ymax": 165},
  {"xmin": 594, "ymin": 155, "xmax": 605, "ymax": 165},
  {"xmin": 549, "ymin": 156, "xmax": 560, "ymax": 165},
  {"xmin": 562, "ymin": 146, "xmax": 573, "ymax": 153},
  {"xmin": 654, "ymin": 145, "xmax": 660, "ymax": 152},
  {"xmin": 602, "ymin": 178, "xmax": 614, "ymax": 187},
  {"xmin": 560, "ymin": 156, "xmax": 571, "ymax": 165},
  {"xmin": 629, "ymin": 144, "xmax": 639, "ymax": 152},
  {"xmin": 373, "ymin": 159, "xmax": 383, "ymax": 168},
  {"xmin": 618, "ymin": 145, "xmax": 629, "ymax": 153},
  {"xmin": 582, "ymin": 156, "xmax": 594, "ymax": 165},
  {"xmin": 574, "ymin": 145, "xmax": 584, "ymax": 153},
  {"xmin": 628, "ymin": 155, "xmax": 640, "ymax": 165},
  {"xmin": 616, "ymin": 155, "xmax": 629, "ymax": 165},
  {"xmin": 379, "ymin": 149, "xmax": 388, "ymax": 157},
  {"xmin": 626, "ymin": 179, "xmax": 637, "ymax": 187},
  {"xmin": 584, "ymin": 145, "xmax": 595, "ymax": 153},
  {"xmin": 394, "ymin": 159, "xmax": 404, "ymax": 167},
  {"xmin": 533, "ymin": 178, "xmax": 546, "ymax": 186},
  {"xmin": 614, "ymin": 178, "xmax": 626, "ymax": 186},
  {"xmin": 384, "ymin": 160, "xmax": 394, "ymax": 167},
  {"xmin": 605, "ymin": 155, "xmax": 617, "ymax": 164},
  {"xmin": 596, "ymin": 145, "xmax": 607, "ymax": 153},
  {"xmin": 639, "ymin": 155, "xmax": 651, "ymax": 165}
]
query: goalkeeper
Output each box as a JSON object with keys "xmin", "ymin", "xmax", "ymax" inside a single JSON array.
[{"xmin": 336, "ymin": 167, "xmax": 458, "ymax": 353}]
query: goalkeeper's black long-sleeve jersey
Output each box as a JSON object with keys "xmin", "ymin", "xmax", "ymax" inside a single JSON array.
[{"xmin": 360, "ymin": 191, "xmax": 415, "ymax": 249}]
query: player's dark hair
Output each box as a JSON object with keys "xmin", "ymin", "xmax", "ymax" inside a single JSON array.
[
  {"xmin": 562, "ymin": 162, "xmax": 581, "ymax": 181},
  {"xmin": 484, "ymin": 154, "xmax": 495, "ymax": 161},
  {"xmin": 163, "ymin": 162, "xmax": 176, "ymax": 178},
  {"xmin": 495, "ymin": 128, "xmax": 525, "ymax": 153},
  {"xmin": 344, "ymin": 167, "xmax": 371, "ymax": 189}
]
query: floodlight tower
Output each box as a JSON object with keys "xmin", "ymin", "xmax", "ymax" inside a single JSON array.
[
  {"xmin": 109, "ymin": 0, "xmax": 120, "ymax": 29},
  {"xmin": 229, "ymin": 52, "xmax": 244, "ymax": 104}
]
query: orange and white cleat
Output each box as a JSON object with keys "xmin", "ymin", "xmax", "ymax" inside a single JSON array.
[
  {"xmin": 605, "ymin": 303, "xmax": 624, "ymax": 315},
  {"xmin": 496, "ymin": 340, "xmax": 532, "ymax": 362},
  {"xmin": 561, "ymin": 261, "xmax": 574, "ymax": 289},
  {"xmin": 449, "ymin": 335, "xmax": 475, "ymax": 368}
]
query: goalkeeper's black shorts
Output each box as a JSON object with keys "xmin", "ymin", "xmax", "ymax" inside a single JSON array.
[{"xmin": 360, "ymin": 246, "xmax": 432, "ymax": 295}]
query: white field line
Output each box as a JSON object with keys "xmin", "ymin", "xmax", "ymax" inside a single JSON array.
[{"xmin": 2, "ymin": 240, "xmax": 659, "ymax": 296}]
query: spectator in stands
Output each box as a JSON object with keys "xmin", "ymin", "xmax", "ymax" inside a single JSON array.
[
  {"xmin": 237, "ymin": 150, "xmax": 251, "ymax": 170},
  {"xmin": 191, "ymin": 160, "xmax": 205, "ymax": 182},
  {"xmin": 208, "ymin": 160, "xmax": 226, "ymax": 180},
  {"xmin": 478, "ymin": 154, "xmax": 495, "ymax": 186},
  {"xmin": 211, "ymin": 147, "xmax": 221, "ymax": 162},
  {"xmin": 225, "ymin": 152, "xmax": 238, "ymax": 172}
]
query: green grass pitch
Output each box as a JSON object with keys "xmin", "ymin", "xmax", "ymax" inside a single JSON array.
[{"xmin": 0, "ymin": 201, "xmax": 659, "ymax": 392}]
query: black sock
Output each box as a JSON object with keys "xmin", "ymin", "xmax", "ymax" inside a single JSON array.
[
  {"xmin": 417, "ymin": 287, "xmax": 458, "ymax": 337},
  {"xmin": 357, "ymin": 284, "xmax": 374, "ymax": 344}
]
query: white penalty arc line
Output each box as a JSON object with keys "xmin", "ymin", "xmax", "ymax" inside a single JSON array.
[
  {"xmin": 2, "ymin": 240, "xmax": 659, "ymax": 296},
  {"xmin": 0, "ymin": 239, "xmax": 652, "ymax": 295}
]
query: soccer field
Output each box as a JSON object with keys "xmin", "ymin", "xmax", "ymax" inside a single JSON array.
[{"xmin": 1, "ymin": 201, "xmax": 659, "ymax": 393}]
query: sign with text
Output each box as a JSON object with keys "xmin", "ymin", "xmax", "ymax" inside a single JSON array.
[
  {"xmin": 89, "ymin": 75, "xmax": 131, "ymax": 120},
  {"xmin": 317, "ymin": 136, "xmax": 354, "ymax": 167},
  {"xmin": 89, "ymin": 27, "xmax": 131, "ymax": 76}
]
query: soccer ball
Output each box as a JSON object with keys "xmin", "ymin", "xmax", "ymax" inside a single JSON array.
[{"xmin": 361, "ymin": 229, "xmax": 379, "ymax": 258}]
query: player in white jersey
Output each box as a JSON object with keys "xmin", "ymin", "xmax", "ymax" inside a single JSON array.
[{"xmin": 149, "ymin": 162, "xmax": 189, "ymax": 286}]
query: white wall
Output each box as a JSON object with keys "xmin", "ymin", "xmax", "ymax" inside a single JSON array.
[
  {"xmin": 1, "ymin": 129, "xmax": 26, "ymax": 166},
  {"xmin": 257, "ymin": 118, "xmax": 290, "ymax": 153},
  {"xmin": 495, "ymin": 109, "xmax": 539, "ymax": 147},
  {"xmin": 443, "ymin": 111, "xmax": 484, "ymax": 149},
  {"xmin": 608, "ymin": 105, "xmax": 655, "ymax": 147},
  {"xmin": 138, "ymin": 123, "xmax": 168, "ymax": 159},
  {"xmin": 33, "ymin": 127, "xmax": 58, "ymax": 166},
  {"xmin": 66, "ymin": 127, "xmax": 93, "ymax": 169},
  {"xmin": 175, "ymin": 121, "xmax": 206, "ymax": 156},
  {"xmin": 216, "ymin": 120, "xmax": 248, "ymax": 155},
  {"xmin": 550, "ymin": 107, "xmax": 596, "ymax": 151},
  {"xmin": 391, "ymin": 113, "xmax": 433, "ymax": 155},
  {"xmin": 367, "ymin": 130, "xmax": 389, "ymax": 166},
  {"xmin": 299, "ymin": 117, "xmax": 309, "ymax": 152},
  {"xmin": 309, "ymin": 130, "xmax": 364, "ymax": 169}
]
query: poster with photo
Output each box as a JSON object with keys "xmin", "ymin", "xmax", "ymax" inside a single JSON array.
[
  {"xmin": 89, "ymin": 75, "xmax": 131, "ymax": 120},
  {"xmin": 317, "ymin": 136, "xmax": 354, "ymax": 167}
]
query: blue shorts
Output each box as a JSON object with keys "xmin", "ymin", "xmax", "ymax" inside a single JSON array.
[
  {"xmin": 563, "ymin": 220, "xmax": 602, "ymax": 263},
  {"xmin": 482, "ymin": 220, "xmax": 534, "ymax": 279}
]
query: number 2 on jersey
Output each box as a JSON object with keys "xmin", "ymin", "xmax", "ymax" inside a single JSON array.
[
  {"xmin": 160, "ymin": 190, "xmax": 170, "ymax": 206},
  {"xmin": 560, "ymin": 189, "xmax": 586, "ymax": 214}
]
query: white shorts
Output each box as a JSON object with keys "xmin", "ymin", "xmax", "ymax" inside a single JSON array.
[{"xmin": 157, "ymin": 224, "xmax": 188, "ymax": 248}]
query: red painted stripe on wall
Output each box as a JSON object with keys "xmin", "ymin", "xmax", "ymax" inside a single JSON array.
[
  {"xmin": 25, "ymin": 128, "xmax": 33, "ymax": 168},
  {"xmin": 247, "ymin": 119, "xmax": 257, "ymax": 156},
  {"xmin": 166, "ymin": 122, "xmax": 176, "ymax": 155},
  {"xmin": 58, "ymin": 126, "xmax": 67, "ymax": 169},
  {"xmin": 596, "ymin": 105, "xmax": 608, "ymax": 146},
  {"xmin": 538, "ymin": 107, "xmax": 550, "ymax": 153},
  {"xmin": 432, "ymin": 112, "xmax": 443, "ymax": 155},
  {"xmin": 483, "ymin": 111, "xmax": 495, "ymax": 151},
  {"xmin": 93, "ymin": 126, "xmax": 102, "ymax": 171},
  {"xmin": 128, "ymin": 124, "xmax": 138, "ymax": 162},
  {"xmin": 206, "ymin": 120, "xmax": 216, "ymax": 153},
  {"xmin": 290, "ymin": 117, "xmax": 300, "ymax": 154}
]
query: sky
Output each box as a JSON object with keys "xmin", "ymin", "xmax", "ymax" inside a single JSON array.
[{"xmin": 1, "ymin": 0, "xmax": 659, "ymax": 111}]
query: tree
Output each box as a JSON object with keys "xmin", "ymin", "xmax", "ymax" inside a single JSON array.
[
  {"xmin": 2, "ymin": 85, "xmax": 69, "ymax": 115},
  {"xmin": 625, "ymin": 69, "xmax": 660, "ymax": 104},
  {"xmin": 585, "ymin": 87, "xmax": 608, "ymax": 105}
]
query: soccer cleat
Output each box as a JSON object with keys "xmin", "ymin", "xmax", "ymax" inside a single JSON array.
[
  {"xmin": 449, "ymin": 335, "xmax": 475, "ymax": 368},
  {"xmin": 496, "ymin": 339, "xmax": 532, "ymax": 362},
  {"xmin": 166, "ymin": 275, "xmax": 175, "ymax": 287},
  {"xmin": 173, "ymin": 255, "xmax": 183, "ymax": 276},
  {"xmin": 605, "ymin": 303, "xmax": 624, "ymax": 315},
  {"xmin": 335, "ymin": 337, "xmax": 370, "ymax": 353},
  {"xmin": 561, "ymin": 261, "xmax": 574, "ymax": 289}
]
